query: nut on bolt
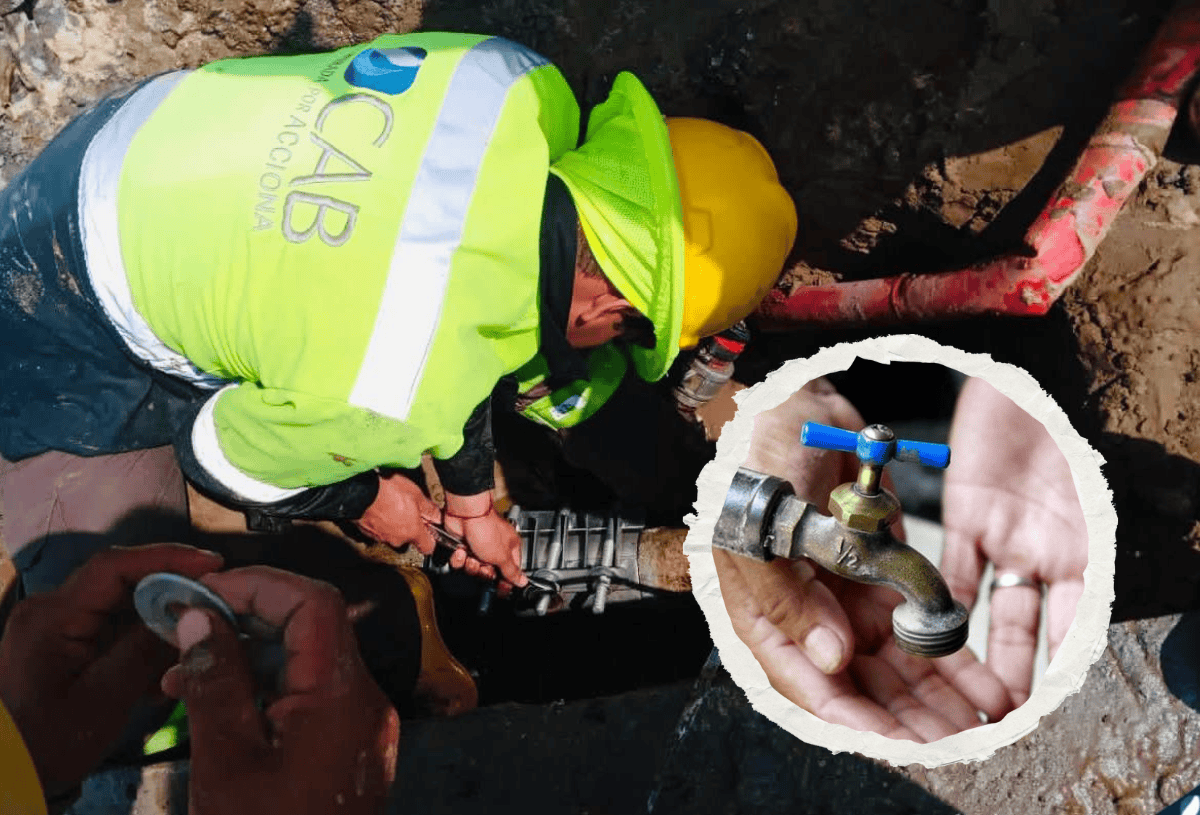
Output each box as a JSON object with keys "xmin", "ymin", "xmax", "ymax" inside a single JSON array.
[{"xmin": 828, "ymin": 483, "xmax": 901, "ymax": 533}]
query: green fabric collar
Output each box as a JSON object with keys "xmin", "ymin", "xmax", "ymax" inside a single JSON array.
[{"xmin": 550, "ymin": 72, "xmax": 684, "ymax": 382}]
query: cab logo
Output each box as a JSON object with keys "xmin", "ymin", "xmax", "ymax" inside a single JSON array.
[{"xmin": 253, "ymin": 47, "xmax": 426, "ymax": 245}]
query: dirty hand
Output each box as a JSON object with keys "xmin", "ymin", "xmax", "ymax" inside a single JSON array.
[
  {"xmin": 940, "ymin": 377, "xmax": 1088, "ymax": 706},
  {"xmin": 161, "ymin": 566, "xmax": 399, "ymax": 815},
  {"xmin": 443, "ymin": 490, "xmax": 528, "ymax": 587},
  {"xmin": 713, "ymin": 379, "xmax": 1013, "ymax": 742},
  {"xmin": 0, "ymin": 544, "xmax": 223, "ymax": 799},
  {"xmin": 356, "ymin": 471, "xmax": 440, "ymax": 554}
]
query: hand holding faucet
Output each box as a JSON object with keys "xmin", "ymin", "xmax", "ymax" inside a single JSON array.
[{"xmin": 710, "ymin": 380, "xmax": 1014, "ymax": 742}]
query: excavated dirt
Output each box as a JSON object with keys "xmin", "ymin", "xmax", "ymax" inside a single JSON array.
[{"xmin": 5, "ymin": 0, "xmax": 1200, "ymax": 812}]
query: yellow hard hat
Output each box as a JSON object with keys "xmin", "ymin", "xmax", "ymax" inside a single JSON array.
[
  {"xmin": 669, "ymin": 117, "xmax": 798, "ymax": 350},
  {"xmin": 552, "ymin": 74, "xmax": 796, "ymax": 381}
]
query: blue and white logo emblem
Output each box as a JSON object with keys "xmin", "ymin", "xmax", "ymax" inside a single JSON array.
[
  {"xmin": 345, "ymin": 46, "xmax": 426, "ymax": 95},
  {"xmin": 550, "ymin": 393, "xmax": 586, "ymax": 422}
]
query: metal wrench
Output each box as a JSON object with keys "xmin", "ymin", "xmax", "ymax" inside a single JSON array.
[{"xmin": 423, "ymin": 519, "xmax": 559, "ymax": 605}]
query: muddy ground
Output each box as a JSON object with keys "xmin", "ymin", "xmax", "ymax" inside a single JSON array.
[{"xmin": 4, "ymin": 0, "xmax": 1200, "ymax": 812}]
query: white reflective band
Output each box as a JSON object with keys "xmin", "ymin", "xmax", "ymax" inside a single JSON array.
[
  {"xmin": 79, "ymin": 70, "xmax": 225, "ymax": 389},
  {"xmin": 349, "ymin": 38, "xmax": 549, "ymax": 419},
  {"xmin": 191, "ymin": 385, "xmax": 307, "ymax": 503}
]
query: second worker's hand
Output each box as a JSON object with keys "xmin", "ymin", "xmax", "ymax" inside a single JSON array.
[
  {"xmin": 161, "ymin": 567, "xmax": 399, "ymax": 815},
  {"xmin": 0, "ymin": 544, "xmax": 223, "ymax": 800},
  {"xmin": 940, "ymin": 377, "xmax": 1089, "ymax": 707}
]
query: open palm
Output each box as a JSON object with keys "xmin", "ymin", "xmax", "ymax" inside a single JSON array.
[
  {"xmin": 940, "ymin": 378, "xmax": 1088, "ymax": 706},
  {"xmin": 713, "ymin": 379, "xmax": 1012, "ymax": 741}
]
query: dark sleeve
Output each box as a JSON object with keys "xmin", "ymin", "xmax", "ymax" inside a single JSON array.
[
  {"xmin": 173, "ymin": 401, "xmax": 379, "ymax": 521},
  {"xmin": 432, "ymin": 397, "xmax": 495, "ymax": 496}
]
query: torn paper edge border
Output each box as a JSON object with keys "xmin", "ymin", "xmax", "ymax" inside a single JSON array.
[{"xmin": 684, "ymin": 333, "xmax": 1117, "ymax": 768}]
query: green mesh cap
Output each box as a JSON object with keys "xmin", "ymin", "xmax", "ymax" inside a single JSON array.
[{"xmin": 550, "ymin": 72, "xmax": 684, "ymax": 382}]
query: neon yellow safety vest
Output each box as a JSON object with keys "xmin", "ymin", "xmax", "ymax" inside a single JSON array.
[
  {"xmin": 79, "ymin": 33, "xmax": 581, "ymax": 500},
  {"xmin": 511, "ymin": 344, "xmax": 629, "ymax": 429}
]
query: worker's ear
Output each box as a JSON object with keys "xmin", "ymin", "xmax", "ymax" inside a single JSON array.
[
  {"xmin": 566, "ymin": 270, "xmax": 634, "ymax": 347},
  {"xmin": 573, "ymin": 290, "xmax": 630, "ymax": 326}
]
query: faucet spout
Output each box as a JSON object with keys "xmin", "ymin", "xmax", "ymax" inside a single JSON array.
[{"xmin": 771, "ymin": 494, "xmax": 969, "ymax": 658}]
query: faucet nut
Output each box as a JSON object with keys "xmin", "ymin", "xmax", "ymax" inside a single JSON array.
[
  {"xmin": 828, "ymin": 483, "xmax": 901, "ymax": 533},
  {"xmin": 714, "ymin": 469, "xmax": 794, "ymax": 561}
]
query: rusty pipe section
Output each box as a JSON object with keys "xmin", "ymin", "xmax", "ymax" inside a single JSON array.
[
  {"xmin": 755, "ymin": 0, "xmax": 1200, "ymax": 328},
  {"xmin": 634, "ymin": 527, "xmax": 693, "ymax": 593},
  {"xmin": 714, "ymin": 468, "xmax": 968, "ymax": 657}
]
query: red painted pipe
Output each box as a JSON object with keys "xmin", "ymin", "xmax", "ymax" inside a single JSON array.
[{"xmin": 755, "ymin": 0, "xmax": 1200, "ymax": 328}]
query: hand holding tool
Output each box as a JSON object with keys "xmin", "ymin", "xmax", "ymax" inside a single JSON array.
[{"xmin": 424, "ymin": 519, "xmax": 560, "ymax": 607}]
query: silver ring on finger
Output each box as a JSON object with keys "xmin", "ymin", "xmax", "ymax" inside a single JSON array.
[{"xmin": 989, "ymin": 572, "xmax": 1042, "ymax": 598}]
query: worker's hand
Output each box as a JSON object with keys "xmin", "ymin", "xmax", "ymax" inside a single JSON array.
[
  {"xmin": 161, "ymin": 567, "xmax": 399, "ymax": 815},
  {"xmin": 940, "ymin": 377, "xmax": 1088, "ymax": 706},
  {"xmin": 443, "ymin": 491, "xmax": 528, "ymax": 587},
  {"xmin": 713, "ymin": 379, "xmax": 1013, "ymax": 741},
  {"xmin": 719, "ymin": 379, "xmax": 864, "ymax": 675},
  {"xmin": 716, "ymin": 549, "xmax": 1011, "ymax": 741},
  {"xmin": 357, "ymin": 471, "xmax": 440, "ymax": 554},
  {"xmin": 0, "ymin": 544, "xmax": 223, "ymax": 799}
]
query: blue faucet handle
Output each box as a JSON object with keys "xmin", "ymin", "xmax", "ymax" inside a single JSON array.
[
  {"xmin": 894, "ymin": 438, "xmax": 951, "ymax": 469},
  {"xmin": 800, "ymin": 422, "xmax": 951, "ymax": 470},
  {"xmin": 799, "ymin": 422, "xmax": 860, "ymax": 455}
]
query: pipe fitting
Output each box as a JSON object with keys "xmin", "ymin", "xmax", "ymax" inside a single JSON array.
[
  {"xmin": 714, "ymin": 467, "xmax": 968, "ymax": 658},
  {"xmin": 769, "ymin": 494, "xmax": 968, "ymax": 657}
]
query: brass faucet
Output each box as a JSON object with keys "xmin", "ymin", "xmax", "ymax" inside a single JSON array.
[{"xmin": 713, "ymin": 422, "xmax": 968, "ymax": 658}]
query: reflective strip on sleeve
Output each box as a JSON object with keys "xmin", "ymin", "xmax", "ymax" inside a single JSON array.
[
  {"xmin": 348, "ymin": 38, "xmax": 549, "ymax": 420},
  {"xmin": 79, "ymin": 70, "xmax": 225, "ymax": 389},
  {"xmin": 191, "ymin": 385, "xmax": 307, "ymax": 503}
]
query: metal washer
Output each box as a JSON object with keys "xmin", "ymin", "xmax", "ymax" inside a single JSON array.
[{"xmin": 134, "ymin": 572, "xmax": 239, "ymax": 647}]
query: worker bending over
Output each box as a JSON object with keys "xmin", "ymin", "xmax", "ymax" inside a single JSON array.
[{"xmin": 0, "ymin": 32, "xmax": 796, "ymax": 591}]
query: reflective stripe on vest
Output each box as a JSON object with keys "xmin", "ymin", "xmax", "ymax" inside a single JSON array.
[
  {"xmin": 78, "ymin": 70, "xmax": 225, "ymax": 388},
  {"xmin": 348, "ymin": 37, "xmax": 549, "ymax": 420}
]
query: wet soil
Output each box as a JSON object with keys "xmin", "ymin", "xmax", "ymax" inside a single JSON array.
[{"xmin": 5, "ymin": 0, "xmax": 1200, "ymax": 812}]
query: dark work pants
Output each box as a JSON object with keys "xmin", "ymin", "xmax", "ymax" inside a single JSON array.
[{"xmin": 0, "ymin": 446, "xmax": 191, "ymax": 596}]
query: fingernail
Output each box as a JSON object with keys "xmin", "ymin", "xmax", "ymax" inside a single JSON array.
[
  {"xmin": 804, "ymin": 626, "xmax": 844, "ymax": 674},
  {"xmin": 176, "ymin": 608, "xmax": 211, "ymax": 652}
]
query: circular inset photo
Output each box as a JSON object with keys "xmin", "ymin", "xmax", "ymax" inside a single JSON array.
[{"xmin": 686, "ymin": 334, "xmax": 1115, "ymax": 767}]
